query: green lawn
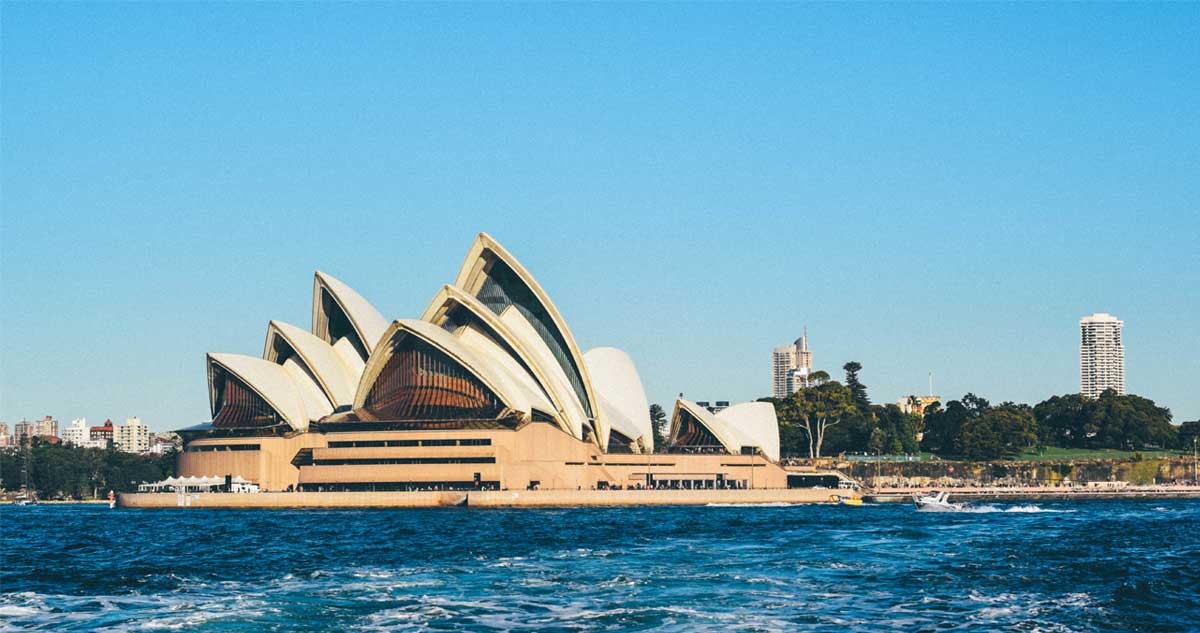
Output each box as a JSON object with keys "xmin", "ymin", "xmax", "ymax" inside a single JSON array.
[{"xmin": 1011, "ymin": 447, "xmax": 1186, "ymax": 461}]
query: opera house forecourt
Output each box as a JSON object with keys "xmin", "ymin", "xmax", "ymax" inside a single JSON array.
[{"xmin": 121, "ymin": 233, "xmax": 853, "ymax": 508}]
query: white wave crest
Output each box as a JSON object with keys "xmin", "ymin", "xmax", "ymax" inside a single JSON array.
[
  {"xmin": 927, "ymin": 504, "xmax": 1076, "ymax": 514},
  {"xmin": 705, "ymin": 502, "xmax": 800, "ymax": 507}
]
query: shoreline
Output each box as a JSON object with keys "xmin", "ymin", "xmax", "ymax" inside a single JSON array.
[
  {"xmin": 117, "ymin": 488, "xmax": 855, "ymax": 509},
  {"xmin": 867, "ymin": 485, "xmax": 1200, "ymax": 502},
  {"xmin": 0, "ymin": 499, "xmax": 110, "ymax": 505}
]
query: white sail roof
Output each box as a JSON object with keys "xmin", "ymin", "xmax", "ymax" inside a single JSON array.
[
  {"xmin": 672, "ymin": 399, "xmax": 780, "ymax": 462},
  {"xmin": 207, "ymin": 353, "xmax": 311, "ymax": 432},
  {"xmin": 583, "ymin": 347, "xmax": 653, "ymax": 453},
  {"xmin": 312, "ymin": 270, "xmax": 389, "ymax": 358},
  {"xmin": 714, "ymin": 402, "xmax": 780, "ymax": 462},
  {"xmin": 264, "ymin": 320, "xmax": 358, "ymax": 408},
  {"xmin": 451, "ymin": 233, "xmax": 608, "ymax": 448}
]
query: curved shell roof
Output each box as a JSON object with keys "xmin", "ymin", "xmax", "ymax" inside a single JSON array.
[
  {"xmin": 312, "ymin": 270, "xmax": 389, "ymax": 356},
  {"xmin": 714, "ymin": 402, "xmax": 780, "ymax": 462},
  {"xmin": 264, "ymin": 320, "xmax": 358, "ymax": 408},
  {"xmin": 353, "ymin": 319, "xmax": 554, "ymax": 419},
  {"xmin": 497, "ymin": 306, "xmax": 590, "ymax": 440},
  {"xmin": 421, "ymin": 284, "xmax": 583, "ymax": 439},
  {"xmin": 451, "ymin": 232, "xmax": 608, "ymax": 448},
  {"xmin": 583, "ymin": 347, "xmax": 653, "ymax": 453},
  {"xmin": 207, "ymin": 353, "xmax": 311, "ymax": 432},
  {"xmin": 672, "ymin": 399, "xmax": 779, "ymax": 462}
]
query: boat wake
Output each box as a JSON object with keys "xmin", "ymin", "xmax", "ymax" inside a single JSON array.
[
  {"xmin": 705, "ymin": 502, "xmax": 800, "ymax": 507},
  {"xmin": 919, "ymin": 504, "xmax": 1075, "ymax": 514}
]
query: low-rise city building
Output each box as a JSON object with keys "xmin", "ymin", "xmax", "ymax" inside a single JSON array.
[
  {"xmin": 61, "ymin": 418, "xmax": 89, "ymax": 446},
  {"xmin": 90, "ymin": 419, "xmax": 115, "ymax": 448},
  {"xmin": 147, "ymin": 433, "xmax": 181, "ymax": 455},
  {"xmin": 14, "ymin": 421, "xmax": 34, "ymax": 445},
  {"xmin": 114, "ymin": 417, "xmax": 152, "ymax": 453},
  {"xmin": 33, "ymin": 415, "xmax": 59, "ymax": 439},
  {"xmin": 897, "ymin": 395, "xmax": 941, "ymax": 416},
  {"xmin": 62, "ymin": 418, "xmax": 110, "ymax": 449}
]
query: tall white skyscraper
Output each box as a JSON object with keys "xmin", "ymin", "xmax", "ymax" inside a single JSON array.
[
  {"xmin": 772, "ymin": 329, "xmax": 813, "ymax": 398},
  {"xmin": 1080, "ymin": 313, "xmax": 1125, "ymax": 398}
]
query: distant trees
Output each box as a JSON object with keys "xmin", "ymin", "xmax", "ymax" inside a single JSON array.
[
  {"xmin": 920, "ymin": 394, "xmax": 1037, "ymax": 459},
  {"xmin": 842, "ymin": 362, "xmax": 871, "ymax": 409},
  {"xmin": 806, "ymin": 370, "xmax": 831, "ymax": 386},
  {"xmin": 872, "ymin": 404, "xmax": 920, "ymax": 455},
  {"xmin": 1178, "ymin": 421, "xmax": 1200, "ymax": 451},
  {"xmin": 0, "ymin": 439, "xmax": 176, "ymax": 499},
  {"xmin": 920, "ymin": 389, "xmax": 1181, "ymax": 458},
  {"xmin": 766, "ymin": 361, "xmax": 1188, "ymax": 461},
  {"xmin": 648, "ymin": 404, "xmax": 668, "ymax": 450},
  {"xmin": 1032, "ymin": 390, "xmax": 1175, "ymax": 450},
  {"xmin": 956, "ymin": 405, "xmax": 1038, "ymax": 460},
  {"xmin": 771, "ymin": 362, "xmax": 919, "ymax": 459},
  {"xmin": 775, "ymin": 381, "xmax": 854, "ymax": 458},
  {"xmin": 921, "ymin": 397, "xmax": 979, "ymax": 455}
]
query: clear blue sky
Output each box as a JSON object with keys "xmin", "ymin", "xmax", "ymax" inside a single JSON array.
[{"xmin": 2, "ymin": 3, "xmax": 1198, "ymax": 432}]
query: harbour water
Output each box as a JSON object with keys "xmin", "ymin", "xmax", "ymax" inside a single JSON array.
[{"xmin": 2, "ymin": 499, "xmax": 1197, "ymax": 631}]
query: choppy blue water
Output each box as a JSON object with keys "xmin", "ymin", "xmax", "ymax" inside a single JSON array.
[{"xmin": 1, "ymin": 500, "xmax": 1198, "ymax": 632}]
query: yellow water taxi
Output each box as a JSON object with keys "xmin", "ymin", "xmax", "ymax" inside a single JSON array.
[{"xmin": 829, "ymin": 494, "xmax": 863, "ymax": 506}]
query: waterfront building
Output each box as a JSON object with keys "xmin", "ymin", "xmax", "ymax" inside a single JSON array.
[
  {"xmin": 1080, "ymin": 313, "xmax": 1125, "ymax": 398},
  {"xmin": 61, "ymin": 418, "xmax": 89, "ymax": 446},
  {"xmin": 772, "ymin": 330, "xmax": 813, "ymax": 399},
  {"xmin": 785, "ymin": 368, "xmax": 811, "ymax": 395},
  {"xmin": 13, "ymin": 421, "xmax": 34, "ymax": 445},
  {"xmin": 90, "ymin": 419, "xmax": 115, "ymax": 447},
  {"xmin": 33, "ymin": 415, "xmax": 58, "ymax": 439},
  {"xmin": 115, "ymin": 417, "xmax": 152, "ymax": 453},
  {"xmin": 63, "ymin": 418, "xmax": 110, "ymax": 449},
  {"xmin": 897, "ymin": 395, "xmax": 941, "ymax": 416},
  {"xmin": 176, "ymin": 233, "xmax": 789, "ymax": 491},
  {"xmin": 0, "ymin": 423, "xmax": 9, "ymax": 447},
  {"xmin": 147, "ymin": 434, "xmax": 179, "ymax": 455}
]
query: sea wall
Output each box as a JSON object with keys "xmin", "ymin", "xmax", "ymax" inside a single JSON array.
[
  {"xmin": 117, "ymin": 487, "xmax": 848, "ymax": 509},
  {"xmin": 843, "ymin": 457, "xmax": 1197, "ymax": 487}
]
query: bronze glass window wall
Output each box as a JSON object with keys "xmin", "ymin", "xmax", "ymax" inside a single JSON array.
[
  {"xmin": 209, "ymin": 366, "xmax": 284, "ymax": 430},
  {"xmin": 361, "ymin": 336, "xmax": 507, "ymax": 422}
]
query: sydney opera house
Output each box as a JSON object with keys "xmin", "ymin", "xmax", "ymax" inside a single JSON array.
[{"xmin": 177, "ymin": 233, "xmax": 793, "ymax": 492}]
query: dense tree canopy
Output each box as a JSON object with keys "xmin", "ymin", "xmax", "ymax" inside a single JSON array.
[
  {"xmin": 956, "ymin": 405, "xmax": 1038, "ymax": 460},
  {"xmin": 770, "ymin": 363, "xmax": 919, "ymax": 458},
  {"xmin": 765, "ymin": 359, "xmax": 1187, "ymax": 460},
  {"xmin": 842, "ymin": 361, "xmax": 871, "ymax": 409},
  {"xmin": 649, "ymin": 404, "xmax": 668, "ymax": 451},
  {"xmin": 1178, "ymin": 421, "xmax": 1200, "ymax": 451},
  {"xmin": 0, "ymin": 439, "xmax": 176, "ymax": 499},
  {"xmin": 1033, "ymin": 390, "xmax": 1176, "ymax": 450},
  {"xmin": 776, "ymin": 380, "xmax": 855, "ymax": 458}
]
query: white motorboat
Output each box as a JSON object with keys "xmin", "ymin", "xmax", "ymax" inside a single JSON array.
[{"xmin": 913, "ymin": 490, "xmax": 964, "ymax": 512}]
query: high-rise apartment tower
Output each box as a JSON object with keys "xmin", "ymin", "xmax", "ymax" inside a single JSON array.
[
  {"xmin": 1080, "ymin": 313, "xmax": 1125, "ymax": 398},
  {"xmin": 772, "ymin": 329, "xmax": 813, "ymax": 398}
]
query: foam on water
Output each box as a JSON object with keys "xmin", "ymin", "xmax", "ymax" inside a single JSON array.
[
  {"xmin": 704, "ymin": 502, "xmax": 801, "ymax": 507},
  {"xmin": 964, "ymin": 504, "xmax": 1076, "ymax": 514}
]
